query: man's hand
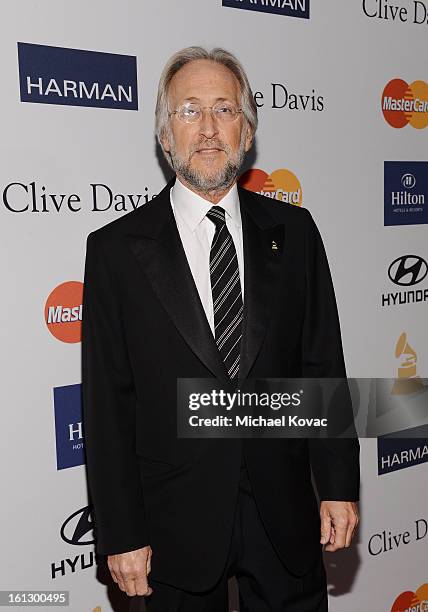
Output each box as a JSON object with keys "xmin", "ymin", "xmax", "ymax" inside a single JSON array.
[
  {"xmin": 107, "ymin": 545, "xmax": 153, "ymax": 596},
  {"xmin": 320, "ymin": 501, "xmax": 359, "ymax": 551}
]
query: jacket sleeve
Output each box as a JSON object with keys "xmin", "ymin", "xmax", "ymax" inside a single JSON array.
[
  {"xmin": 81, "ymin": 231, "xmax": 149, "ymax": 555},
  {"xmin": 301, "ymin": 209, "xmax": 360, "ymax": 502}
]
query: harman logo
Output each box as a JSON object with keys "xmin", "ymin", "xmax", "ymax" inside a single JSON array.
[
  {"xmin": 239, "ymin": 168, "xmax": 302, "ymax": 206},
  {"xmin": 384, "ymin": 162, "xmax": 428, "ymax": 226},
  {"xmin": 17, "ymin": 42, "xmax": 138, "ymax": 110},
  {"xmin": 222, "ymin": 0, "xmax": 310, "ymax": 19},
  {"xmin": 60, "ymin": 506, "xmax": 94, "ymax": 546},
  {"xmin": 53, "ymin": 383, "xmax": 85, "ymax": 470},
  {"xmin": 378, "ymin": 438, "xmax": 428, "ymax": 474}
]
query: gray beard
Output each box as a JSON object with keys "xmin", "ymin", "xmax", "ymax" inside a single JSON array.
[{"xmin": 166, "ymin": 131, "xmax": 247, "ymax": 195}]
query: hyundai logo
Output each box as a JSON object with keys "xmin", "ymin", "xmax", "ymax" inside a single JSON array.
[
  {"xmin": 388, "ymin": 255, "xmax": 428, "ymax": 287},
  {"xmin": 60, "ymin": 506, "xmax": 94, "ymax": 546}
]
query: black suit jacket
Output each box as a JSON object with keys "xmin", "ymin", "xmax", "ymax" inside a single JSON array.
[{"xmin": 82, "ymin": 176, "xmax": 360, "ymax": 591}]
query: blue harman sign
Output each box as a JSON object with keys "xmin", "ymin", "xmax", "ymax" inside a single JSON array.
[
  {"xmin": 18, "ymin": 42, "xmax": 138, "ymax": 110},
  {"xmin": 222, "ymin": 0, "xmax": 310, "ymax": 19}
]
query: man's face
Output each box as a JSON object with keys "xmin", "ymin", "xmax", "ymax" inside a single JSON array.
[{"xmin": 161, "ymin": 59, "xmax": 253, "ymax": 193}]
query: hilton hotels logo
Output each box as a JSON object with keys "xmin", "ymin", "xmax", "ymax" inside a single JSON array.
[
  {"xmin": 384, "ymin": 162, "xmax": 428, "ymax": 226},
  {"xmin": 53, "ymin": 383, "xmax": 85, "ymax": 470},
  {"xmin": 17, "ymin": 42, "xmax": 138, "ymax": 110},
  {"xmin": 222, "ymin": 0, "xmax": 310, "ymax": 19}
]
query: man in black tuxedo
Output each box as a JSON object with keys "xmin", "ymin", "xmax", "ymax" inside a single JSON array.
[{"xmin": 82, "ymin": 46, "xmax": 360, "ymax": 611}]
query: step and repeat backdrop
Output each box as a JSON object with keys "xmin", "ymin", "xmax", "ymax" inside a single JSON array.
[{"xmin": 1, "ymin": 1, "xmax": 427, "ymax": 610}]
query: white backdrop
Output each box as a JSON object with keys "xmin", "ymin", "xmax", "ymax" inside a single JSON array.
[{"xmin": 1, "ymin": 1, "xmax": 427, "ymax": 610}]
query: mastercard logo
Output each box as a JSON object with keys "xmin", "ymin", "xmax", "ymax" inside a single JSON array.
[
  {"xmin": 239, "ymin": 168, "xmax": 302, "ymax": 206},
  {"xmin": 45, "ymin": 281, "xmax": 83, "ymax": 343},
  {"xmin": 382, "ymin": 79, "xmax": 428, "ymax": 129},
  {"xmin": 391, "ymin": 582, "xmax": 428, "ymax": 611}
]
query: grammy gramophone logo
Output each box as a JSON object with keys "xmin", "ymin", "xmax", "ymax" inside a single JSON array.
[
  {"xmin": 365, "ymin": 331, "xmax": 427, "ymax": 437},
  {"xmin": 392, "ymin": 332, "xmax": 424, "ymax": 395},
  {"xmin": 374, "ymin": 332, "xmax": 428, "ymax": 474}
]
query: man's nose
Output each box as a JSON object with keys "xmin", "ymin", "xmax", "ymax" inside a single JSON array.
[{"xmin": 199, "ymin": 108, "xmax": 219, "ymax": 139}]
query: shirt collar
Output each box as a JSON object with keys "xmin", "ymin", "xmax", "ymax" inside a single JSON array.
[{"xmin": 170, "ymin": 176, "xmax": 241, "ymax": 233}]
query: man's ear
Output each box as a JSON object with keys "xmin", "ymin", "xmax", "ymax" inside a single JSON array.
[
  {"xmin": 160, "ymin": 129, "xmax": 171, "ymax": 154},
  {"xmin": 244, "ymin": 125, "xmax": 254, "ymax": 152}
]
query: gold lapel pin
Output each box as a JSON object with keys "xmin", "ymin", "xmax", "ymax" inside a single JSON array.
[{"xmin": 271, "ymin": 240, "xmax": 278, "ymax": 251}]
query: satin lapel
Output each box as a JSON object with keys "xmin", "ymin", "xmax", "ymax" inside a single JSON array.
[
  {"xmin": 127, "ymin": 180, "xmax": 231, "ymax": 384},
  {"xmin": 238, "ymin": 187, "xmax": 285, "ymax": 382}
]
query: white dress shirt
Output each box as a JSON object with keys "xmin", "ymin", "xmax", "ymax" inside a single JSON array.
[{"xmin": 170, "ymin": 177, "xmax": 244, "ymax": 337}]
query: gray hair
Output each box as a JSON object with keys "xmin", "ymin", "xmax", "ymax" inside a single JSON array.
[{"xmin": 155, "ymin": 46, "xmax": 258, "ymax": 145}]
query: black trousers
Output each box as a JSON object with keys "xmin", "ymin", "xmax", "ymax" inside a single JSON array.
[{"xmin": 144, "ymin": 458, "xmax": 328, "ymax": 611}]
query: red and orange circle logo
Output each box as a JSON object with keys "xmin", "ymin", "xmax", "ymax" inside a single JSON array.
[
  {"xmin": 44, "ymin": 281, "xmax": 83, "ymax": 343},
  {"xmin": 391, "ymin": 582, "xmax": 428, "ymax": 611},
  {"xmin": 239, "ymin": 168, "xmax": 302, "ymax": 206},
  {"xmin": 382, "ymin": 79, "xmax": 428, "ymax": 128}
]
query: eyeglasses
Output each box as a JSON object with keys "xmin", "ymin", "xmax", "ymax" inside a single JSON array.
[{"xmin": 168, "ymin": 101, "xmax": 243, "ymax": 124}]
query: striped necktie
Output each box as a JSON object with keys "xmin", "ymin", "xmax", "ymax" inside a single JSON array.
[{"xmin": 206, "ymin": 206, "xmax": 243, "ymax": 380}]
